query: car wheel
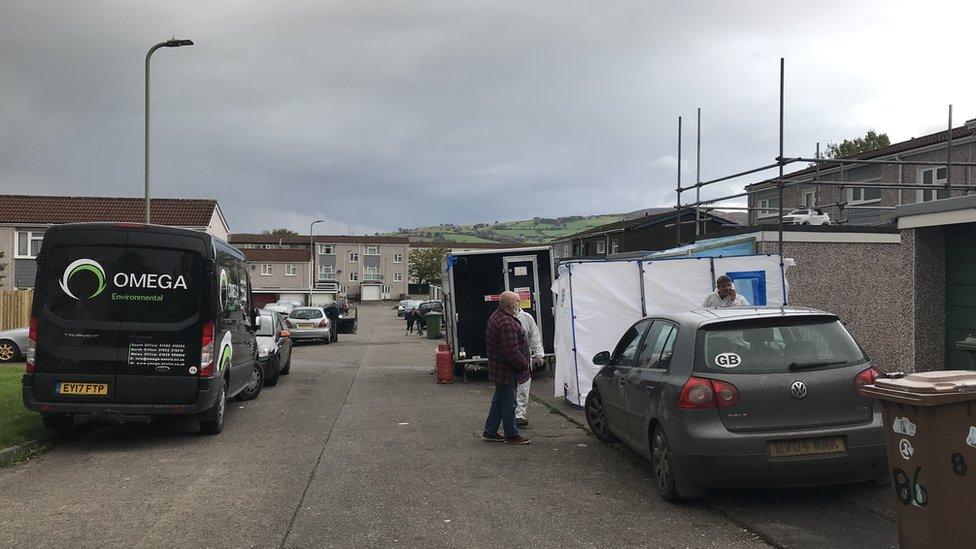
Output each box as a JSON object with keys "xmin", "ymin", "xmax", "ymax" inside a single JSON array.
[
  {"xmin": 323, "ymin": 335, "xmax": 331, "ymax": 345},
  {"xmin": 802, "ymin": 221, "xmax": 811, "ymax": 225},
  {"xmin": 280, "ymin": 354, "xmax": 291, "ymax": 375},
  {"xmin": 200, "ymin": 379, "xmax": 227, "ymax": 435},
  {"xmin": 584, "ymin": 388, "xmax": 618, "ymax": 443},
  {"xmin": 42, "ymin": 413, "xmax": 74, "ymax": 434},
  {"xmin": 0, "ymin": 339, "xmax": 20, "ymax": 363},
  {"xmin": 264, "ymin": 356, "xmax": 280, "ymax": 387},
  {"xmin": 238, "ymin": 362, "xmax": 264, "ymax": 401},
  {"xmin": 652, "ymin": 426, "xmax": 685, "ymax": 502}
]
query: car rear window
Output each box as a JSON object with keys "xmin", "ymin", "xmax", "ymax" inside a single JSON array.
[
  {"xmin": 257, "ymin": 315, "xmax": 276, "ymax": 336},
  {"xmin": 42, "ymin": 245, "xmax": 203, "ymax": 324},
  {"xmin": 291, "ymin": 308, "xmax": 323, "ymax": 319},
  {"xmin": 695, "ymin": 317, "xmax": 866, "ymax": 374}
]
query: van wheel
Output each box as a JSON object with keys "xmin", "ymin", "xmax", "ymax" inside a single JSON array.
[
  {"xmin": 264, "ymin": 357, "xmax": 280, "ymax": 387},
  {"xmin": 238, "ymin": 362, "xmax": 264, "ymax": 401},
  {"xmin": 584, "ymin": 389, "xmax": 617, "ymax": 443},
  {"xmin": 42, "ymin": 413, "xmax": 74, "ymax": 434},
  {"xmin": 0, "ymin": 339, "xmax": 21, "ymax": 362},
  {"xmin": 200, "ymin": 379, "xmax": 227, "ymax": 435}
]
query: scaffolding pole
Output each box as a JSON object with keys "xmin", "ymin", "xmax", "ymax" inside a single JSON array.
[
  {"xmin": 777, "ymin": 57, "xmax": 785, "ymax": 256},
  {"xmin": 696, "ymin": 107, "xmax": 702, "ymax": 237},
  {"xmin": 676, "ymin": 115, "xmax": 682, "ymax": 246}
]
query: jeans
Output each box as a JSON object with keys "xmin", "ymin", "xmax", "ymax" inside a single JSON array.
[{"xmin": 484, "ymin": 376, "xmax": 519, "ymax": 438}]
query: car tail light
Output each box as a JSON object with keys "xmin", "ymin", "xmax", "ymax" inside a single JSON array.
[
  {"xmin": 318, "ymin": 318, "xmax": 329, "ymax": 328},
  {"xmin": 25, "ymin": 316, "xmax": 37, "ymax": 374},
  {"xmin": 199, "ymin": 320, "xmax": 215, "ymax": 377},
  {"xmin": 854, "ymin": 366, "xmax": 881, "ymax": 398},
  {"xmin": 676, "ymin": 376, "xmax": 739, "ymax": 409}
]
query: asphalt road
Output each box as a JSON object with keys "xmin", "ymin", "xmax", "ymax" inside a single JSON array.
[{"xmin": 1, "ymin": 303, "xmax": 774, "ymax": 548}]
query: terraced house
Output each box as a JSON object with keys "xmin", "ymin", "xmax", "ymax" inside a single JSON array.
[
  {"xmin": 0, "ymin": 195, "xmax": 230, "ymax": 290},
  {"xmin": 230, "ymin": 234, "xmax": 409, "ymax": 306}
]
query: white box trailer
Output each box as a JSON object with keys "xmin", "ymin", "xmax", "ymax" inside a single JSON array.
[{"xmin": 442, "ymin": 246, "xmax": 555, "ymax": 381}]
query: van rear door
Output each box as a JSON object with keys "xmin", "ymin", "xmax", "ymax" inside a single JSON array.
[{"xmin": 34, "ymin": 228, "xmax": 208, "ymax": 405}]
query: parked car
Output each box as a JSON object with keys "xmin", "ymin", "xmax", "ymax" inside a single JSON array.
[
  {"xmin": 22, "ymin": 223, "xmax": 263, "ymax": 435},
  {"xmin": 417, "ymin": 300, "xmax": 443, "ymax": 316},
  {"xmin": 256, "ymin": 310, "xmax": 292, "ymax": 386},
  {"xmin": 396, "ymin": 300, "xmax": 410, "ymax": 317},
  {"xmin": 783, "ymin": 208, "xmax": 830, "ymax": 225},
  {"xmin": 284, "ymin": 307, "xmax": 333, "ymax": 343},
  {"xmin": 264, "ymin": 303, "xmax": 294, "ymax": 317},
  {"xmin": 0, "ymin": 327, "xmax": 28, "ymax": 363},
  {"xmin": 584, "ymin": 307, "xmax": 885, "ymax": 501}
]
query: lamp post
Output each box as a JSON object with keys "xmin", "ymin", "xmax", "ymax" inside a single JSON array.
[
  {"xmin": 309, "ymin": 220, "xmax": 325, "ymax": 304},
  {"xmin": 145, "ymin": 38, "xmax": 194, "ymax": 223}
]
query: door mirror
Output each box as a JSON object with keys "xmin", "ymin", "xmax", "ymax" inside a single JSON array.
[
  {"xmin": 592, "ymin": 351, "xmax": 611, "ymax": 366},
  {"xmin": 279, "ymin": 330, "xmax": 290, "ymax": 338}
]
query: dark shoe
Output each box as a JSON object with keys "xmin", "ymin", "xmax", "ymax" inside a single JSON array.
[
  {"xmin": 505, "ymin": 436, "xmax": 531, "ymax": 445},
  {"xmin": 516, "ymin": 418, "xmax": 529, "ymax": 427},
  {"xmin": 482, "ymin": 432, "xmax": 504, "ymax": 442}
]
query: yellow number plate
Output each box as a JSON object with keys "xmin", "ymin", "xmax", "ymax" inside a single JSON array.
[
  {"xmin": 58, "ymin": 383, "xmax": 109, "ymax": 396},
  {"xmin": 768, "ymin": 436, "xmax": 845, "ymax": 458},
  {"xmin": 299, "ymin": 323, "xmax": 314, "ymax": 328}
]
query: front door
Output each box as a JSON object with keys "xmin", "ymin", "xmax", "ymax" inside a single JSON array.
[
  {"xmin": 600, "ymin": 319, "xmax": 652, "ymax": 443},
  {"xmin": 503, "ymin": 255, "xmax": 540, "ymax": 326}
]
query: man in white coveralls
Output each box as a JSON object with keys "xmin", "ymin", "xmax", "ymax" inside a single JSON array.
[{"xmin": 515, "ymin": 307, "xmax": 544, "ymax": 427}]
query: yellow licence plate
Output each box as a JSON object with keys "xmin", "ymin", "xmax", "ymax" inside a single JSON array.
[
  {"xmin": 299, "ymin": 323, "xmax": 314, "ymax": 328},
  {"xmin": 768, "ymin": 436, "xmax": 845, "ymax": 458},
  {"xmin": 58, "ymin": 383, "xmax": 109, "ymax": 396}
]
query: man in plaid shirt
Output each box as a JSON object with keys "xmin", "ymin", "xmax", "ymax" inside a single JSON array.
[{"xmin": 482, "ymin": 291, "xmax": 532, "ymax": 444}]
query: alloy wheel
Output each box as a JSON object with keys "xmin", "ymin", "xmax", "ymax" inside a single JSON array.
[
  {"xmin": 652, "ymin": 430, "xmax": 673, "ymax": 495},
  {"xmin": 0, "ymin": 343, "xmax": 15, "ymax": 362}
]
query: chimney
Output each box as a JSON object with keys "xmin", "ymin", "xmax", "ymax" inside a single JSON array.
[{"xmin": 965, "ymin": 118, "xmax": 976, "ymax": 131}]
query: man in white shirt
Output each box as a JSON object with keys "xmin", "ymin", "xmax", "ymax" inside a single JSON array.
[
  {"xmin": 702, "ymin": 275, "xmax": 750, "ymax": 307},
  {"xmin": 515, "ymin": 307, "xmax": 545, "ymax": 427}
]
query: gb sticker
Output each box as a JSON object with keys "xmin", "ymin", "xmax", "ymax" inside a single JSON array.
[{"xmin": 714, "ymin": 353, "xmax": 742, "ymax": 369}]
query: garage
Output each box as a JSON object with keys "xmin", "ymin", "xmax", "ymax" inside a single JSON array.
[
  {"xmin": 279, "ymin": 293, "xmax": 307, "ymax": 306},
  {"xmin": 361, "ymin": 284, "xmax": 382, "ymax": 301}
]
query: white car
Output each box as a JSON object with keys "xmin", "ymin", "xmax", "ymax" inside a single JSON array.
[{"xmin": 783, "ymin": 208, "xmax": 830, "ymax": 226}]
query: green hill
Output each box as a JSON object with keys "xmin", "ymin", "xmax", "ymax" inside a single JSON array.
[{"xmin": 385, "ymin": 214, "xmax": 626, "ymax": 244}]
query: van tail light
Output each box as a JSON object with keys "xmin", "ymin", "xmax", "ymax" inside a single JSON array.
[
  {"xmin": 676, "ymin": 376, "xmax": 739, "ymax": 410},
  {"xmin": 318, "ymin": 318, "xmax": 329, "ymax": 328},
  {"xmin": 25, "ymin": 316, "xmax": 37, "ymax": 374},
  {"xmin": 199, "ymin": 321, "xmax": 215, "ymax": 377},
  {"xmin": 854, "ymin": 366, "xmax": 881, "ymax": 398}
]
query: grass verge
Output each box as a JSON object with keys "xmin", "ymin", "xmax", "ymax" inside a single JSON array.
[{"xmin": 0, "ymin": 363, "xmax": 47, "ymax": 450}]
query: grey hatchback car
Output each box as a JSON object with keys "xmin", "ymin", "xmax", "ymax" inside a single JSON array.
[{"xmin": 585, "ymin": 307, "xmax": 886, "ymax": 501}]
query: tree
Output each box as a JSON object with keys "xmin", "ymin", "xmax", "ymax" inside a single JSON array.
[
  {"xmin": 825, "ymin": 130, "xmax": 890, "ymax": 159},
  {"xmin": 409, "ymin": 247, "xmax": 448, "ymax": 285},
  {"xmin": 263, "ymin": 228, "xmax": 299, "ymax": 236}
]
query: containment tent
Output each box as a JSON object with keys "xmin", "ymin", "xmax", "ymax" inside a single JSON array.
[{"xmin": 553, "ymin": 254, "xmax": 788, "ymax": 406}]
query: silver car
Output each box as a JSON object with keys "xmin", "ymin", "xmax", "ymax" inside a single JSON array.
[
  {"xmin": 585, "ymin": 307, "xmax": 885, "ymax": 501},
  {"xmin": 284, "ymin": 307, "xmax": 332, "ymax": 344},
  {"xmin": 0, "ymin": 327, "xmax": 28, "ymax": 363}
]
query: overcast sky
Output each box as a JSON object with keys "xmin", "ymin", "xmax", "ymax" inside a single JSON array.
[{"xmin": 3, "ymin": 1, "xmax": 975, "ymax": 234}]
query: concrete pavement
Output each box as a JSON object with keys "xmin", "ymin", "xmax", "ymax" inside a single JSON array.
[{"xmin": 0, "ymin": 303, "xmax": 767, "ymax": 548}]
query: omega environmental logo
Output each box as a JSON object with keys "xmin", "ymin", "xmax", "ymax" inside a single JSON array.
[{"xmin": 59, "ymin": 259, "xmax": 107, "ymax": 300}]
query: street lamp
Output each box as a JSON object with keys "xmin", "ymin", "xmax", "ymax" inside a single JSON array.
[
  {"xmin": 309, "ymin": 219, "xmax": 325, "ymax": 304},
  {"xmin": 145, "ymin": 38, "xmax": 194, "ymax": 223}
]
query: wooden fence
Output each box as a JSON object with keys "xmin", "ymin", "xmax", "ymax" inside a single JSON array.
[{"xmin": 0, "ymin": 290, "xmax": 33, "ymax": 330}]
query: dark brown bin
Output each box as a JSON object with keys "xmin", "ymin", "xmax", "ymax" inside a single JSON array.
[{"xmin": 862, "ymin": 371, "xmax": 976, "ymax": 549}]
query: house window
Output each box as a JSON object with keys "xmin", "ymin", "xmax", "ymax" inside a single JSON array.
[
  {"xmin": 757, "ymin": 196, "xmax": 780, "ymax": 218},
  {"xmin": 393, "ymin": 253, "xmax": 403, "ymax": 263},
  {"xmin": 918, "ymin": 167, "xmax": 949, "ymax": 202},
  {"xmin": 349, "ymin": 252, "xmax": 359, "ymax": 262},
  {"xmin": 285, "ymin": 264, "xmax": 297, "ymax": 276},
  {"xmin": 803, "ymin": 191, "xmax": 815, "ymax": 208},
  {"xmin": 338, "ymin": 285, "xmax": 347, "ymax": 293},
  {"xmin": 394, "ymin": 272, "xmax": 403, "ymax": 282},
  {"xmin": 848, "ymin": 180, "xmax": 882, "ymax": 204},
  {"xmin": 260, "ymin": 264, "xmax": 273, "ymax": 276},
  {"xmin": 15, "ymin": 230, "xmax": 45, "ymax": 259},
  {"xmin": 318, "ymin": 265, "xmax": 335, "ymax": 277},
  {"xmin": 318, "ymin": 244, "xmax": 334, "ymax": 255},
  {"xmin": 596, "ymin": 240, "xmax": 606, "ymax": 254},
  {"xmin": 610, "ymin": 238, "xmax": 619, "ymax": 254},
  {"xmin": 364, "ymin": 245, "xmax": 379, "ymax": 256},
  {"xmin": 382, "ymin": 284, "xmax": 392, "ymax": 294},
  {"xmin": 349, "ymin": 272, "xmax": 359, "ymax": 282},
  {"xmin": 363, "ymin": 265, "xmax": 381, "ymax": 281}
]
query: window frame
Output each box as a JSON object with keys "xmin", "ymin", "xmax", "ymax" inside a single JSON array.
[
  {"xmin": 285, "ymin": 264, "xmax": 297, "ymax": 276},
  {"xmin": 318, "ymin": 244, "xmax": 335, "ymax": 255},
  {"xmin": 596, "ymin": 240, "xmax": 606, "ymax": 254},
  {"xmin": 394, "ymin": 272, "xmax": 403, "ymax": 282},
  {"xmin": 349, "ymin": 252, "xmax": 359, "ymax": 262},
  {"xmin": 260, "ymin": 264, "xmax": 273, "ymax": 276},
  {"xmin": 610, "ymin": 238, "xmax": 619, "ymax": 254},
  {"xmin": 15, "ymin": 230, "xmax": 45, "ymax": 259},
  {"xmin": 757, "ymin": 195, "xmax": 780, "ymax": 218},
  {"xmin": 917, "ymin": 166, "xmax": 949, "ymax": 203},
  {"xmin": 348, "ymin": 272, "xmax": 358, "ymax": 282},
  {"xmin": 393, "ymin": 253, "xmax": 403, "ymax": 263},
  {"xmin": 848, "ymin": 178, "xmax": 883, "ymax": 205},
  {"xmin": 364, "ymin": 245, "xmax": 380, "ymax": 256},
  {"xmin": 634, "ymin": 320, "xmax": 679, "ymax": 371}
]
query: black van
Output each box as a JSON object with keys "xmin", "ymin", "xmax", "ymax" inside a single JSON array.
[{"xmin": 22, "ymin": 223, "xmax": 263, "ymax": 435}]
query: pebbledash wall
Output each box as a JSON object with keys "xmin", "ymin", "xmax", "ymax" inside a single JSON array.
[{"xmin": 753, "ymin": 230, "xmax": 943, "ymax": 374}]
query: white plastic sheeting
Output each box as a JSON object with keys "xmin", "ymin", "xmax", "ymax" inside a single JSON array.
[{"xmin": 553, "ymin": 254, "xmax": 787, "ymax": 407}]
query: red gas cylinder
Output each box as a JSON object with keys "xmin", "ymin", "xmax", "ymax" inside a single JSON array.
[{"xmin": 436, "ymin": 345, "xmax": 454, "ymax": 384}]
